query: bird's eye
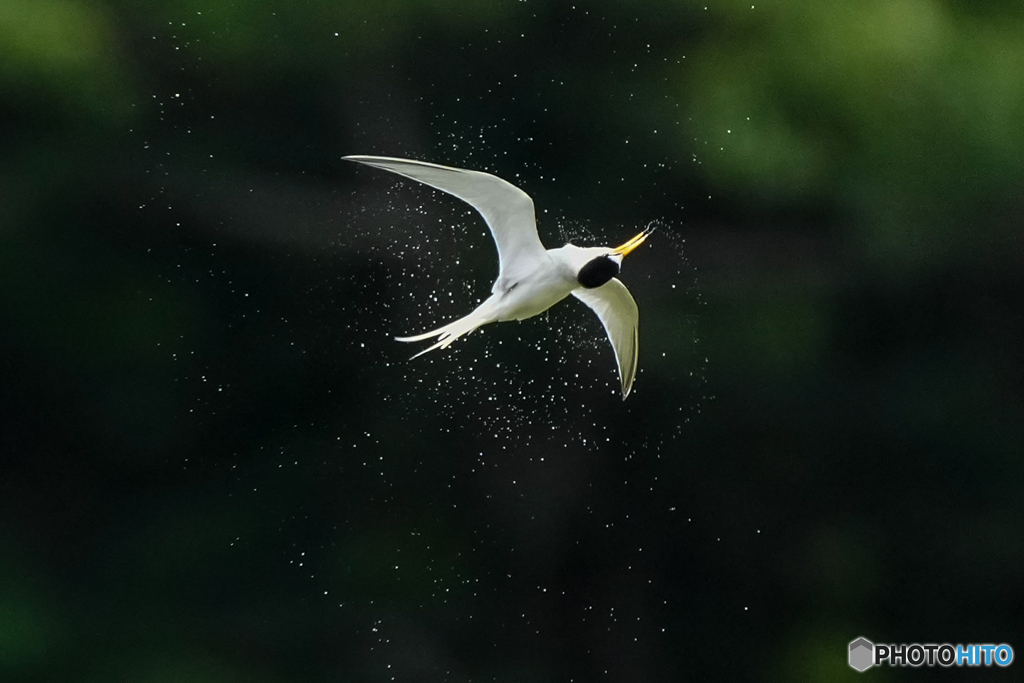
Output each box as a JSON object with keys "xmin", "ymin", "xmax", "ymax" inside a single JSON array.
[{"xmin": 577, "ymin": 256, "xmax": 620, "ymax": 288}]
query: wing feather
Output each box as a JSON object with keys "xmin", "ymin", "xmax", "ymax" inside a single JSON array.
[
  {"xmin": 344, "ymin": 155, "xmax": 546, "ymax": 283},
  {"xmin": 572, "ymin": 278, "xmax": 640, "ymax": 399}
]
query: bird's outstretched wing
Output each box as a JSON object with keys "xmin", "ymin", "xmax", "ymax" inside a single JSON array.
[
  {"xmin": 572, "ymin": 278, "xmax": 640, "ymax": 399},
  {"xmin": 343, "ymin": 155, "xmax": 547, "ymax": 285}
]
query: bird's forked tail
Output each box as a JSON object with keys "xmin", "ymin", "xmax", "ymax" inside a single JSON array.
[{"xmin": 395, "ymin": 311, "xmax": 491, "ymax": 359}]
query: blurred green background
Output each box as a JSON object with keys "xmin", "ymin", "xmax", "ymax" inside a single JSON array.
[{"xmin": 2, "ymin": 0, "xmax": 1022, "ymax": 681}]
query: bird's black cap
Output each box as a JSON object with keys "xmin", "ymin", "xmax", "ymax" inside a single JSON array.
[{"xmin": 577, "ymin": 256, "xmax": 620, "ymax": 288}]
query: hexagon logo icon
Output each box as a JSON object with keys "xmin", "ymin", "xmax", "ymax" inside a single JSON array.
[{"xmin": 849, "ymin": 637, "xmax": 874, "ymax": 672}]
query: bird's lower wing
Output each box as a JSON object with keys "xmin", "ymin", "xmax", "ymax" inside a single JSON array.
[
  {"xmin": 343, "ymin": 155, "xmax": 547, "ymax": 283},
  {"xmin": 572, "ymin": 278, "xmax": 640, "ymax": 399}
]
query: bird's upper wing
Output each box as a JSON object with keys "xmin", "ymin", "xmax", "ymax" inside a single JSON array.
[
  {"xmin": 344, "ymin": 155, "xmax": 546, "ymax": 284},
  {"xmin": 572, "ymin": 278, "xmax": 640, "ymax": 399}
]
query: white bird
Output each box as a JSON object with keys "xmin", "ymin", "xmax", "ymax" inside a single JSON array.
[{"xmin": 344, "ymin": 155, "xmax": 651, "ymax": 398}]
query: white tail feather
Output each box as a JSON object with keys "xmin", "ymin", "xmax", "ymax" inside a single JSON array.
[{"xmin": 396, "ymin": 313, "xmax": 490, "ymax": 358}]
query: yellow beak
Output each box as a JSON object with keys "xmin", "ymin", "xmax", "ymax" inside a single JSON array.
[{"xmin": 611, "ymin": 228, "xmax": 652, "ymax": 257}]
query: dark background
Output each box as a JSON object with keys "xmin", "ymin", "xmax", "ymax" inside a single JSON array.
[{"xmin": 2, "ymin": 0, "xmax": 1022, "ymax": 681}]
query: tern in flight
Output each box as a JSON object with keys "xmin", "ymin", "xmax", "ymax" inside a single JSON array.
[{"xmin": 344, "ymin": 155, "xmax": 651, "ymax": 398}]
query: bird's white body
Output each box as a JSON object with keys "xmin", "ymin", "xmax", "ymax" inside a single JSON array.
[
  {"xmin": 344, "ymin": 155, "xmax": 649, "ymax": 398},
  {"xmin": 475, "ymin": 245, "xmax": 608, "ymax": 322}
]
